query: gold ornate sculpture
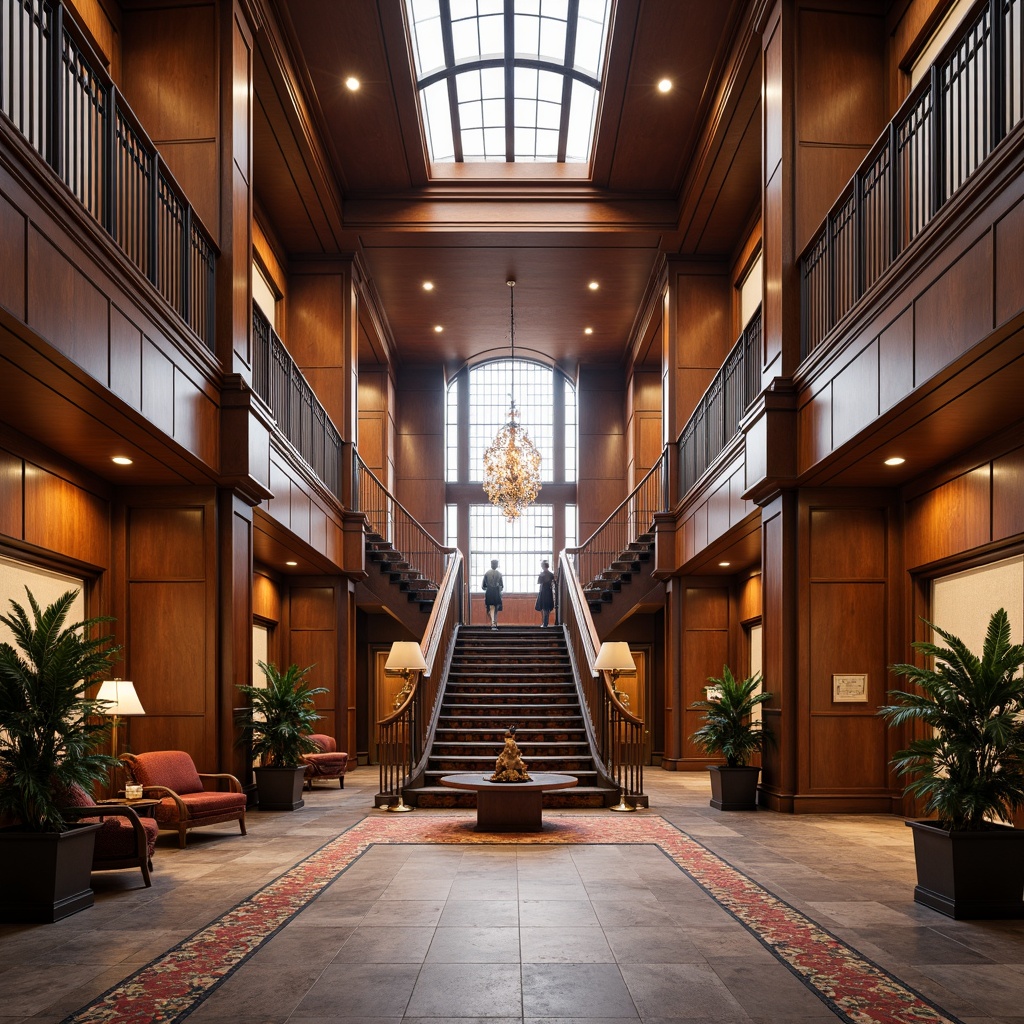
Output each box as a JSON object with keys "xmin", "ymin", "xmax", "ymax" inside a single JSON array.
[
  {"xmin": 490, "ymin": 724, "xmax": 531, "ymax": 783},
  {"xmin": 481, "ymin": 280, "xmax": 542, "ymax": 522}
]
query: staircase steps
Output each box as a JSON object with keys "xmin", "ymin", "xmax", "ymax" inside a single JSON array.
[
  {"xmin": 409, "ymin": 624, "xmax": 615, "ymax": 809},
  {"xmin": 585, "ymin": 531, "xmax": 654, "ymax": 614},
  {"xmin": 365, "ymin": 531, "xmax": 438, "ymax": 612}
]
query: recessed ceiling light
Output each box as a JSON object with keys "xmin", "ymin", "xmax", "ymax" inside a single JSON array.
[
  {"xmin": 884, "ymin": 456, "xmax": 906, "ymax": 466},
  {"xmin": 584, "ymin": 327, "xmax": 593, "ymax": 335},
  {"xmin": 434, "ymin": 325, "xmax": 443, "ymax": 333},
  {"xmin": 345, "ymin": 76, "xmax": 360, "ymax": 91},
  {"xmin": 422, "ymin": 281, "xmax": 434, "ymax": 291},
  {"xmin": 285, "ymin": 560, "xmax": 298, "ymax": 567},
  {"xmin": 588, "ymin": 280, "xmax": 599, "ymax": 290},
  {"xmin": 718, "ymin": 561, "xmax": 731, "ymax": 567},
  {"xmin": 657, "ymin": 78, "xmax": 672, "ymax": 93},
  {"xmin": 111, "ymin": 456, "xmax": 133, "ymax": 466}
]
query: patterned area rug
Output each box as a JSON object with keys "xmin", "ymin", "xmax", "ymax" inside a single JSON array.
[{"xmin": 62, "ymin": 813, "xmax": 965, "ymax": 1024}]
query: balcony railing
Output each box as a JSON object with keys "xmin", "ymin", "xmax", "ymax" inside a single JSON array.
[
  {"xmin": 802, "ymin": 0, "xmax": 1023, "ymax": 356},
  {"xmin": 0, "ymin": 0, "xmax": 216, "ymax": 348},
  {"xmin": 678, "ymin": 305, "xmax": 762, "ymax": 495},
  {"xmin": 252, "ymin": 304, "xmax": 342, "ymax": 498}
]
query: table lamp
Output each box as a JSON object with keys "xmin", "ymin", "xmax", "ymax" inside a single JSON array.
[{"xmin": 96, "ymin": 678, "xmax": 145, "ymax": 759}]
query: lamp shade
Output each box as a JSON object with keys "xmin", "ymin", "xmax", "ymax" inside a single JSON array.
[
  {"xmin": 96, "ymin": 679, "xmax": 146, "ymax": 716},
  {"xmin": 594, "ymin": 642, "xmax": 635, "ymax": 674},
  {"xmin": 385, "ymin": 641, "xmax": 427, "ymax": 674}
]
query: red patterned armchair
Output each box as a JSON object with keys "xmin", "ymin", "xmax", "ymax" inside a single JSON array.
[
  {"xmin": 62, "ymin": 784, "xmax": 159, "ymax": 887},
  {"xmin": 121, "ymin": 751, "xmax": 247, "ymax": 848},
  {"xmin": 300, "ymin": 734, "xmax": 349, "ymax": 789}
]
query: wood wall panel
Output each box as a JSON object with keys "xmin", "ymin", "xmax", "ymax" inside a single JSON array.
[
  {"xmin": 253, "ymin": 573, "xmax": 281, "ymax": 622},
  {"xmin": 0, "ymin": 189, "xmax": 26, "ymax": 319},
  {"xmin": 738, "ymin": 572, "xmax": 762, "ymax": 623},
  {"xmin": 290, "ymin": 586, "xmax": 335, "ymax": 629},
  {"xmin": 995, "ymin": 196, "xmax": 1024, "ymax": 327},
  {"xmin": 578, "ymin": 365, "xmax": 626, "ymax": 539},
  {"xmin": 174, "ymin": 370, "xmax": 219, "ymax": 469},
  {"xmin": 289, "ymin": 632, "xmax": 336, "ymax": 704},
  {"xmin": 797, "ymin": 383, "xmax": 831, "ymax": 472},
  {"xmin": 395, "ymin": 365, "xmax": 445, "ymax": 542},
  {"xmin": 23, "ymin": 464, "xmax": 108, "ymax": 566},
  {"xmin": 809, "ymin": 507, "xmax": 886, "ymax": 579},
  {"xmin": 0, "ymin": 449, "xmax": 23, "ymax": 539},
  {"xmin": 684, "ymin": 585, "xmax": 729, "ymax": 631},
  {"xmin": 109, "ymin": 306, "xmax": 143, "ymax": 408},
  {"xmin": 809, "ymin": 716, "xmax": 889, "ymax": 789},
  {"xmin": 27, "ymin": 229, "xmax": 109, "ymax": 382},
  {"xmin": 130, "ymin": 716, "xmax": 206, "ymax": 763},
  {"xmin": 914, "ymin": 234, "xmax": 994, "ymax": 386},
  {"xmin": 288, "ymin": 584, "xmax": 337, "ymax": 728},
  {"xmin": 142, "ymin": 339, "xmax": 175, "ymax": 437},
  {"xmin": 904, "ymin": 465, "xmax": 992, "ymax": 568},
  {"xmin": 831, "ymin": 341, "xmax": 878, "ymax": 448},
  {"xmin": 993, "ymin": 446, "xmax": 1024, "ymax": 541},
  {"xmin": 128, "ymin": 506, "xmax": 205, "ymax": 578},
  {"xmin": 878, "ymin": 306, "xmax": 914, "ymax": 412},
  {"xmin": 128, "ymin": 580, "xmax": 207, "ymax": 714}
]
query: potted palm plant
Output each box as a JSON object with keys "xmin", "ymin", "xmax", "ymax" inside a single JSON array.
[
  {"xmin": 689, "ymin": 666, "xmax": 772, "ymax": 810},
  {"xmin": 880, "ymin": 607, "xmax": 1024, "ymax": 919},
  {"xmin": 236, "ymin": 661, "xmax": 327, "ymax": 811},
  {"xmin": 0, "ymin": 588, "xmax": 120, "ymax": 922}
]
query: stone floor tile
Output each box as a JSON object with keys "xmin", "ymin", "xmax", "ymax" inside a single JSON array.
[
  {"xmin": 620, "ymin": 962, "xmax": 747, "ymax": 1019},
  {"xmin": 292, "ymin": 962, "xmax": 420, "ymax": 1018},
  {"xmin": 438, "ymin": 898, "xmax": 520, "ymax": 927},
  {"xmin": 332, "ymin": 924, "xmax": 435, "ymax": 963},
  {"xmin": 405, "ymin": 962, "xmax": 523, "ymax": 1017},
  {"xmin": 425, "ymin": 924, "xmax": 521, "ymax": 962},
  {"xmin": 521, "ymin": 925, "xmax": 614, "ymax": 962},
  {"xmin": 522, "ymin": 962, "xmax": 638, "ymax": 1018},
  {"xmin": 519, "ymin": 898, "xmax": 600, "ymax": 927}
]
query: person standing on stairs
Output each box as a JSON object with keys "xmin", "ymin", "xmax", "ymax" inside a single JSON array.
[
  {"xmin": 482, "ymin": 559, "xmax": 503, "ymax": 630},
  {"xmin": 535, "ymin": 559, "xmax": 555, "ymax": 627}
]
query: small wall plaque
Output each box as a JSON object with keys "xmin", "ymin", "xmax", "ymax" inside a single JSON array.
[{"xmin": 832, "ymin": 673, "xmax": 868, "ymax": 703}]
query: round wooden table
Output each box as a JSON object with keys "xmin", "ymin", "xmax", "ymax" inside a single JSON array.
[{"xmin": 439, "ymin": 772, "xmax": 579, "ymax": 832}]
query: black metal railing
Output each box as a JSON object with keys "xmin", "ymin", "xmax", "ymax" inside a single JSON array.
[
  {"xmin": 558, "ymin": 553, "xmax": 645, "ymax": 805},
  {"xmin": 354, "ymin": 451, "xmax": 451, "ymax": 590},
  {"xmin": 0, "ymin": 0, "xmax": 216, "ymax": 348},
  {"xmin": 677, "ymin": 305, "xmax": 762, "ymax": 495},
  {"xmin": 252, "ymin": 304, "xmax": 342, "ymax": 497},
  {"xmin": 801, "ymin": 0, "xmax": 1023, "ymax": 356},
  {"xmin": 569, "ymin": 450, "xmax": 667, "ymax": 594},
  {"xmin": 377, "ymin": 550, "xmax": 463, "ymax": 805}
]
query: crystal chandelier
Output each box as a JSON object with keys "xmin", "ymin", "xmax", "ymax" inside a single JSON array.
[{"xmin": 482, "ymin": 280, "xmax": 542, "ymax": 522}]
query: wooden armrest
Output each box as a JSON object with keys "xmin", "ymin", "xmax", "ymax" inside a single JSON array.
[
  {"xmin": 64, "ymin": 805, "xmax": 149, "ymax": 854},
  {"xmin": 198, "ymin": 772, "xmax": 243, "ymax": 793},
  {"xmin": 137, "ymin": 784, "xmax": 190, "ymax": 818}
]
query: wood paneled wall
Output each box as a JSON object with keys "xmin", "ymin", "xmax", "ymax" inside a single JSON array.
[
  {"xmin": 394, "ymin": 365, "xmax": 446, "ymax": 543},
  {"xmin": 577, "ymin": 365, "xmax": 626, "ymax": 542},
  {"xmin": 287, "ymin": 584, "xmax": 339, "ymax": 740},
  {"xmin": 626, "ymin": 369, "xmax": 661, "ymax": 490},
  {"xmin": 358, "ymin": 366, "xmax": 394, "ymax": 490}
]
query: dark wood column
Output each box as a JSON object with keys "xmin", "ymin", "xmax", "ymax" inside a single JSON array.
[{"xmin": 660, "ymin": 578, "xmax": 685, "ymax": 768}]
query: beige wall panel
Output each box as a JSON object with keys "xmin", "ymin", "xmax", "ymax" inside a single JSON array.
[
  {"xmin": 142, "ymin": 338, "xmax": 175, "ymax": 437},
  {"xmin": 109, "ymin": 305, "xmax": 143, "ymax": 409},
  {"xmin": 0, "ymin": 188, "xmax": 26, "ymax": 319},
  {"xmin": 23, "ymin": 465, "xmax": 108, "ymax": 567},
  {"xmin": 128, "ymin": 506, "xmax": 205, "ymax": 579},
  {"xmin": 914, "ymin": 233, "xmax": 994, "ymax": 386},
  {"xmin": 905, "ymin": 465, "xmax": 992, "ymax": 568},
  {"xmin": 0, "ymin": 450, "xmax": 23, "ymax": 540},
  {"xmin": 128, "ymin": 580, "xmax": 207, "ymax": 714},
  {"xmin": 831, "ymin": 341, "xmax": 879, "ymax": 449},
  {"xmin": 878, "ymin": 307, "xmax": 914, "ymax": 412},
  {"xmin": 995, "ymin": 194, "xmax": 1024, "ymax": 327},
  {"xmin": 27, "ymin": 229, "xmax": 108, "ymax": 381}
]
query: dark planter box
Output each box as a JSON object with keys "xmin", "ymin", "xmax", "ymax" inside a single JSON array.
[
  {"xmin": 0, "ymin": 822, "xmax": 101, "ymax": 923},
  {"xmin": 707, "ymin": 765, "xmax": 761, "ymax": 811},
  {"xmin": 254, "ymin": 766, "xmax": 307, "ymax": 811},
  {"xmin": 908, "ymin": 819, "xmax": 1024, "ymax": 919}
]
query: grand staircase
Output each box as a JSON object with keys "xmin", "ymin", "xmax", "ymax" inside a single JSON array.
[
  {"xmin": 410, "ymin": 625, "xmax": 616, "ymax": 808},
  {"xmin": 583, "ymin": 531, "xmax": 655, "ymax": 614}
]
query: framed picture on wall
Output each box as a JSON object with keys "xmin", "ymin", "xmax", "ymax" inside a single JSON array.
[{"xmin": 832, "ymin": 673, "xmax": 868, "ymax": 703}]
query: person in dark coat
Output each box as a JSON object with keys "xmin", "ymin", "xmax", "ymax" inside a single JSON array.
[
  {"xmin": 482, "ymin": 559, "xmax": 503, "ymax": 629},
  {"xmin": 535, "ymin": 559, "xmax": 555, "ymax": 626}
]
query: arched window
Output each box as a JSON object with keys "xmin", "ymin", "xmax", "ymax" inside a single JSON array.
[{"xmin": 446, "ymin": 359, "xmax": 577, "ymax": 594}]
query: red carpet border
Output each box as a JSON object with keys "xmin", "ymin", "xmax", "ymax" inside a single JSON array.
[{"xmin": 62, "ymin": 813, "xmax": 965, "ymax": 1024}]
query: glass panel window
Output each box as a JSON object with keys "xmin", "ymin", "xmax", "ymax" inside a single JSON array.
[
  {"xmin": 446, "ymin": 375, "xmax": 459, "ymax": 482},
  {"xmin": 470, "ymin": 503, "xmax": 552, "ymax": 593}
]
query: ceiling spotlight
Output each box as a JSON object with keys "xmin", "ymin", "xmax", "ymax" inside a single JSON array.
[
  {"xmin": 434, "ymin": 325, "xmax": 443, "ymax": 333},
  {"xmin": 718, "ymin": 561, "xmax": 731, "ymax": 567},
  {"xmin": 111, "ymin": 456, "xmax": 133, "ymax": 466},
  {"xmin": 657, "ymin": 78, "xmax": 672, "ymax": 93},
  {"xmin": 584, "ymin": 327, "xmax": 593, "ymax": 335},
  {"xmin": 884, "ymin": 456, "xmax": 906, "ymax": 466},
  {"xmin": 345, "ymin": 76, "xmax": 360, "ymax": 91},
  {"xmin": 285, "ymin": 560, "xmax": 298, "ymax": 567},
  {"xmin": 422, "ymin": 281, "xmax": 434, "ymax": 291},
  {"xmin": 588, "ymin": 280, "xmax": 599, "ymax": 291}
]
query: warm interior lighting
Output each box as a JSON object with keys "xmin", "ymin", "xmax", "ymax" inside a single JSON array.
[
  {"xmin": 285, "ymin": 560, "xmax": 298, "ymax": 566},
  {"xmin": 584, "ymin": 327, "xmax": 593, "ymax": 335},
  {"xmin": 384, "ymin": 641, "xmax": 428, "ymax": 709},
  {"xmin": 657, "ymin": 78, "xmax": 672, "ymax": 93},
  {"xmin": 111, "ymin": 456, "xmax": 133, "ymax": 465},
  {"xmin": 96, "ymin": 679, "xmax": 145, "ymax": 760},
  {"xmin": 345, "ymin": 76, "xmax": 360, "ymax": 91},
  {"xmin": 718, "ymin": 561, "xmax": 731, "ymax": 567},
  {"xmin": 594, "ymin": 642, "xmax": 636, "ymax": 708},
  {"xmin": 434, "ymin": 325, "xmax": 443, "ymax": 333},
  {"xmin": 588, "ymin": 280, "xmax": 599, "ymax": 290},
  {"xmin": 884, "ymin": 456, "xmax": 906, "ymax": 466},
  {"xmin": 482, "ymin": 281, "xmax": 543, "ymax": 522},
  {"xmin": 422, "ymin": 281, "xmax": 434, "ymax": 291}
]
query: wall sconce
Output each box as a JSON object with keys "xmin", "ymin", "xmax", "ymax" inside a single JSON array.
[
  {"xmin": 385, "ymin": 642, "xmax": 428, "ymax": 710},
  {"xmin": 594, "ymin": 642, "xmax": 638, "ymax": 813},
  {"xmin": 96, "ymin": 678, "xmax": 146, "ymax": 760}
]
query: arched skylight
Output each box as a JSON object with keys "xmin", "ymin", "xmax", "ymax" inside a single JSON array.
[{"xmin": 405, "ymin": 0, "xmax": 612, "ymax": 164}]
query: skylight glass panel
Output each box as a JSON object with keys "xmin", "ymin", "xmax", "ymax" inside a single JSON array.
[{"xmin": 405, "ymin": 0, "xmax": 610, "ymax": 165}]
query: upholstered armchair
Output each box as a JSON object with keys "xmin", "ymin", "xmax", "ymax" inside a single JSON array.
[
  {"xmin": 62, "ymin": 784, "xmax": 159, "ymax": 887},
  {"xmin": 120, "ymin": 751, "xmax": 247, "ymax": 848},
  {"xmin": 300, "ymin": 734, "xmax": 349, "ymax": 789}
]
